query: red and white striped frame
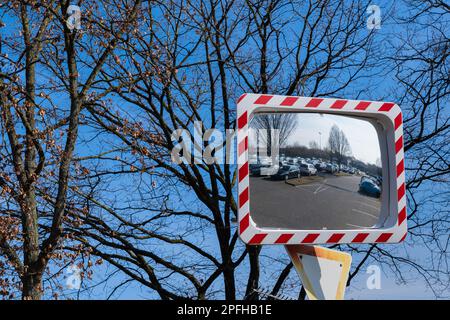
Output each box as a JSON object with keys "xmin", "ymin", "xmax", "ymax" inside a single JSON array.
[{"xmin": 237, "ymin": 93, "xmax": 407, "ymax": 245}]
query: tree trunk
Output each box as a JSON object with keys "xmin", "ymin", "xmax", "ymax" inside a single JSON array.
[
  {"xmin": 22, "ymin": 271, "xmax": 43, "ymax": 300},
  {"xmin": 245, "ymin": 245, "xmax": 261, "ymax": 300},
  {"xmin": 21, "ymin": 202, "xmax": 41, "ymax": 300},
  {"xmin": 223, "ymin": 262, "xmax": 236, "ymax": 300},
  {"xmin": 20, "ymin": 2, "xmax": 42, "ymax": 300},
  {"xmin": 298, "ymin": 286, "xmax": 307, "ymax": 300}
]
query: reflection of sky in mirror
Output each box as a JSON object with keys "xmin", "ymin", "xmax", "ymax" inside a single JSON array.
[{"xmin": 285, "ymin": 113, "xmax": 380, "ymax": 165}]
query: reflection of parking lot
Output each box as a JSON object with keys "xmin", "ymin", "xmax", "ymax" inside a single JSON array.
[{"xmin": 249, "ymin": 173, "xmax": 381, "ymax": 230}]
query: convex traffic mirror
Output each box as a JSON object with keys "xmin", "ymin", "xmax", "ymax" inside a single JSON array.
[
  {"xmin": 237, "ymin": 94, "xmax": 407, "ymax": 245},
  {"xmin": 249, "ymin": 112, "xmax": 384, "ymax": 231}
]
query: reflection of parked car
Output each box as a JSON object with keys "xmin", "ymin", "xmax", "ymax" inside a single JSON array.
[
  {"xmin": 299, "ymin": 163, "xmax": 317, "ymax": 176},
  {"xmin": 359, "ymin": 176, "xmax": 381, "ymax": 198},
  {"xmin": 287, "ymin": 158, "xmax": 297, "ymax": 165},
  {"xmin": 325, "ymin": 163, "xmax": 336, "ymax": 173},
  {"xmin": 315, "ymin": 162, "xmax": 326, "ymax": 171},
  {"xmin": 250, "ymin": 163, "xmax": 280, "ymax": 176},
  {"xmin": 271, "ymin": 165, "xmax": 300, "ymax": 180},
  {"xmin": 258, "ymin": 157, "xmax": 271, "ymax": 165},
  {"xmin": 373, "ymin": 175, "xmax": 382, "ymax": 186},
  {"xmin": 341, "ymin": 165, "xmax": 355, "ymax": 174},
  {"xmin": 250, "ymin": 163, "xmax": 269, "ymax": 176}
]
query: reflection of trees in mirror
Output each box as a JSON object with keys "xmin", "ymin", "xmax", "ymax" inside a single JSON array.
[
  {"xmin": 309, "ymin": 141, "xmax": 320, "ymax": 150},
  {"xmin": 250, "ymin": 114, "xmax": 298, "ymax": 155},
  {"xmin": 327, "ymin": 125, "xmax": 352, "ymax": 171},
  {"xmin": 280, "ymin": 120, "xmax": 381, "ymax": 176}
]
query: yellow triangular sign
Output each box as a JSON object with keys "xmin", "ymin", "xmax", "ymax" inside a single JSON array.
[{"xmin": 285, "ymin": 245, "xmax": 352, "ymax": 300}]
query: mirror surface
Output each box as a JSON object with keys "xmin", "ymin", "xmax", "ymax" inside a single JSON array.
[{"xmin": 248, "ymin": 112, "xmax": 384, "ymax": 230}]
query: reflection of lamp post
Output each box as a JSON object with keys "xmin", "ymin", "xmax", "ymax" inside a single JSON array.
[
  {"xmin": 318, "ymin": 131, "xmax": 322, "ymax": 150},
  {"xmin": 256, "ymin": 129, "xmax": 260, "ymax": 161}
]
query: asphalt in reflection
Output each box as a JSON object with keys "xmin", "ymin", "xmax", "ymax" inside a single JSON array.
[{"xmin": 249, "ymin": 173, "xmax": 381, "ymax": 230}]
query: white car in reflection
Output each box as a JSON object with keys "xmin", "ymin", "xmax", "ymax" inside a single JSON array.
[
  {"xmin": 299, "ymin": 163, "xmax": 317, "ymax": 176},
  {"xmin": 250, "ymin": 163, "xmax": 280, "ymax": 176}
]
